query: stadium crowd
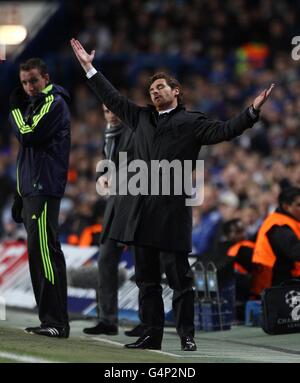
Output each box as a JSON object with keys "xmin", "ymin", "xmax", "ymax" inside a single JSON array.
[{"xmin": 1, "ymin": 0, "xmax": 300, "ymax": 311}]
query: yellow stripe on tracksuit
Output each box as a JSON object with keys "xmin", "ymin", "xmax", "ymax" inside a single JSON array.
[
  {"xmin": 38, "ymin": 202, "xmax": 54, "ymax": 284},
  {"xmin": 11, "ymin": 95, "xmax": 54, "ymax": 134},
  {"xmin": 16, "ymin": 160, "xmax": 21, "ymax": 196}
]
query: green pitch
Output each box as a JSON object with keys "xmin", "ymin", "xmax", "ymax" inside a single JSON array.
[{"xmin": 1, "ymin": 309, "xmax": 300, "ymax": 363}]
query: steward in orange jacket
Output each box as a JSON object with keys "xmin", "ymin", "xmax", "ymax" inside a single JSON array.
[
  {"xmin": 201, "ymin": 218, "xmax": 255, "ymax": 320},
  {"xmin": 251, "ymin": 187, "xmax": 300, "ymax": 297},
  {"xmin": 204, "ymin": 219, "xmax": 254, "ymax": 284}
]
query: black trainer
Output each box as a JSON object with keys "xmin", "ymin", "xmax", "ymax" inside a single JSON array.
[
  {"xmin": 25, "ymin": 326, "xmax": 69, "ymax": 338},
  {"xmin": 181, "ymin": 336, "xmax": 197, "ymax": 351},
  {"xmin": 83, "ymin": 322, "xmax": 118, "ymax": 335},
  {"xmin": 124, "ymin": 324, "xmax": 145, "ymax": 337}
]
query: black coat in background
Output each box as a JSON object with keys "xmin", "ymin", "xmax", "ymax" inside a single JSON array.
[
  {"xmin": 88, "ymin": 72, "xmax": 259, "ymax": 252},
  {"xmin": 98, "ymin": 123, "xmax": 135, "ymax": 243}
]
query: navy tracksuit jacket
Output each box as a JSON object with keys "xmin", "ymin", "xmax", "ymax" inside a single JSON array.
[{"xmin": 9, "ymin": 83, "xmax": 71, "ymax": 198}]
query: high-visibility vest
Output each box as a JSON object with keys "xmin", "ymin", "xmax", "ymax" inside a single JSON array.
[
  {"xmin": 67, "ymin": 234, "xmax": 79, "ymax": 245},
  {"xmin": 78, "ymin": 224, "xmax": 103, "ymax": 247},
  {"xmin": 227, "ymin": 240, "xmax": 255, "ymax": 274},
  {"xmin": 253, "ymin": 212, "xmax": 300, "ymax": 277}
]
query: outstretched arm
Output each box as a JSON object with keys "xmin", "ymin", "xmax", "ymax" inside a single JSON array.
[
  {"xmin": 70, "ymin": 38, "xmax": 140, "ymax": 130},
  {"xmin": 195, "ymin": 84, "xmax": 275, "ymax": 145}
]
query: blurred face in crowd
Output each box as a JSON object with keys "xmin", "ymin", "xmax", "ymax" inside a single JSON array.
[
  {"xmin": 219, "ymin": 203, "xmax": 237, "ymax": 221},
  {"xmin": 201, "ymin": 185, "xmax": 218, "ymax": 213},
  {"xmin": 103, "ymin": 105, "xmax": 121, "ymax": 126},
  {"xmin": 284, "ymin": 196, "xmax": 300, "ymax": 221},
  {"xmin": 149, "ymin": 78, "xmax": 179, "ymax": 111},
  {"xmin": 20, "ymin": 68, "xmax": 49, "ymax": 97},
  {"xmin": 241, "ymin": 206, "xmax": 259, "ymax": 225},
  {"xmin": 227, "ymin": 220, "xmax": 246, "ymax": 243}
]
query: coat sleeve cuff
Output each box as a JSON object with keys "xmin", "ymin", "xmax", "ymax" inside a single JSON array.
[
  {"xmin": 247, "ymin": 105, "xmax": 260, "ymax": 120},
  {"xmin": 86, "ymin": 67, "xmax": 97, "ymax": 79}
]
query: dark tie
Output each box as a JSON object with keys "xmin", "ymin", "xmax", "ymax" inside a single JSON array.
[{"xmin": 158, "ymin": 113, "xmax": 168, "ymax": 121}]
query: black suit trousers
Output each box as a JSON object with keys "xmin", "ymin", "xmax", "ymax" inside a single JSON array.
[{"xmin": 134, "ymin": 246, "xmax": 195, "ymax": 340}]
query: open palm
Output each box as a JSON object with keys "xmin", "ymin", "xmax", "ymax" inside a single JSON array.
[
  {"xmin": 70, "ymin": 38, "xmax": 95, "ymax": 72},
  {"xmin": 253, "ymin": 83, "xmax": 275, "ymax": 110}
]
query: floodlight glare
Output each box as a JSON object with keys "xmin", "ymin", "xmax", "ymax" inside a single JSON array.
[{"xmin": 0, "ymin": 25, "xmax": 27, "ymax": 45}]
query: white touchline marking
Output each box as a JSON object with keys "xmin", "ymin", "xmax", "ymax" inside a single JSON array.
[
  {"xmin": 147, "ymin": 349, "xmax": 196, "ymax": 358},
  {"xmin": 87, "ymin": 336, "xmax": 199, "ymax": 358},
  {"xmin": 89, "ymin": 337, "xmax": 124, "ymax": 347},
  {"xmin": 86, "ymin": 337, "xmax": 300, "ymax": 361},
  {"xmin": 0, "ymin": 351, "xmax": 58, "ymax": 363}
]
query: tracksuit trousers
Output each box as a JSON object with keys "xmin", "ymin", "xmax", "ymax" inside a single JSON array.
[{"xmin": 22, "ymin": 196, "xmax": 69, "ymax": 330}]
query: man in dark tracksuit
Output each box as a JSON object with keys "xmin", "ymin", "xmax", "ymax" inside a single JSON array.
[
  {"xmin": 83, "ymin": 105, "xmax": 135, "ymax": 335},
  {"xmin": 9, "ymin": 58, "xmax": 70, "ymax": 338},
  {"xmin": 71, "ymin": 38, "xmax": 273, "ymax": 351}
]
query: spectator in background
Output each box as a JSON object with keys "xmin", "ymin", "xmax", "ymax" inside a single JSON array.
[
  {"xmin": 0, "ymin": 155, "xmax": 14, "ymax": 237},
  {"xmin": 83, "ymin": 105, "xmax": 135, "ymax": 336},
  {"xmin": 1, "ymin": 205, "xmax": 26, "ymax": 242},
  {"xmin": 251, "ymin": 187, "xmax": 300, "ymax": 298},
  {"xmin": 218, "ymin": 190, "xmax": 239, "ymax": 222},
  {"xmin": 240, "ymin": 204, "xmax": 262, "ymax": 241},
  {"xmin": 61, "ymin": 195, "xmax": 102, "ymax": 246},
  {"xmin": 192, "ymin": 188, "xmax": 240, "ymax": 257},
  {"xmin": 202, "ymin": 218, "xmax": 254, "ymax": 322},
  {"xmin": 192, "ymin": 185, "xmax": 221, "ymax": 256},
  {"xmin": 220, "ymin": 219, "xmax": 254, "ymax": 321}
]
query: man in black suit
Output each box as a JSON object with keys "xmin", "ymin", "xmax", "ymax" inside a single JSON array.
[
  {"xmin": 83, "ymin": 105, "xmax": 135, "ymax": 336},
  {"xmin": 71, "ymin": 38, "xmax": 273, "ymax": 351}
]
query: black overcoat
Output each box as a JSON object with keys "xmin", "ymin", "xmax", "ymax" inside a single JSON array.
[
  {"xmin": 99, "ymin": 123, "xmax": 135, "ymax": 243},
  {"xmin": 88, "ymin": 72, "xmax": 258, "ymax": 252}
]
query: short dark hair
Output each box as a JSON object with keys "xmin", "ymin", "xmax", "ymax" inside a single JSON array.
[
  {"xmin": 19, "ymin": 58, "xmax": 49, "ymax": 76},
  {"xmin": 148, "ymin": 72, "xmax": 183, "ymax": 104},
  {"xmin": 279, "ymin": 186, "xmax": 300, "ymax": 208},
  {"xmin": 222, "ymin": 218, "xmax": 243, "ymax": 237}
]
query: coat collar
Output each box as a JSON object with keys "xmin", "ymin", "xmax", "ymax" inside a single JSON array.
[{"xmin": 147, "ymin": 103, "xmax": 185, "ymax": 116}]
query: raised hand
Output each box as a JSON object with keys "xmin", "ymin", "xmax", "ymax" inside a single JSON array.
[
  {"xmin": 70, "ymin": 38, "xmax": 95, "ymax": 73},
  {"xmin": 253, "ymin": 83, "xmax": 275, "ymax": 110}
]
